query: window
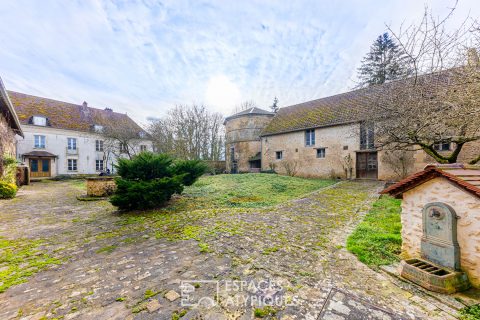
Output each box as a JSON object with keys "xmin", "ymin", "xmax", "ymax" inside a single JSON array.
[
  {"xmin": 140, "ymin": 145, "xmax": 147, "ymax": 152},
  {"xmin": 34, "ymin": 135, "xmax": 46, "ymax": 148},
  {"xmin": 67, "ymin": 138, "xmax": 77, "ymax": 150},
  {"xmin": 360, "ymin": 122, "xmax": 375, "ymax": 150},
  {"xmin": 343, "ymin": 146, "xmax": 349, "ymax": 150},
  {"xmin": 434, "ymin": 142, "xmax": 451, "ymax": 151},
  {"xmin": 32, "ymin": 116, "xmax": 47, "ymax": 126},
  {"xmin": 93, "ymin": 125, "xmax": 104, "ymax": 133},
  {"xmin": 316, "ymin": 148, "xmax": 326, "ymax": 158},
  {"xmin": 31, "ymin": 159, "xmax": 38, "ymax": 172},
  {"xmin": 119, "ymin": 142, "xmax": 128, "ymax": 153},
  {"xmin": 95, "ymin": 140, "xmax": 104, "ymax": 152},
  {"xmin": 276, "ymin": 151, "xmax": 283, "ymax": 160},
  {"xmin": 139, "ymin": 131, "xmax": 146, "ymax": 138},
  {"xmin": 230, "ymin": 147, "xmax": 235, "ymax": 162},
  {"xmin": 305, "ymin": 129, "xmax": 315, "ymax": 146},
  {"xmin": 67, "ymin": 159, "xmax": 77, "ymax": 171},
  {"xmin": 95, "ymin": 160, "xmax": 104, "ymax": 171}
]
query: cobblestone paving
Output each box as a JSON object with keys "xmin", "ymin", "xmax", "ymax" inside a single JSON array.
[{"xmin": 0, "ymin": 180, "xmax": 459, "ymax": 319}]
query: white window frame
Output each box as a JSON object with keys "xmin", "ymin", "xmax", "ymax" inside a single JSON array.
[
  {"xmin": 305, "ymin": 129, "xmax": 315, "ymax": 146},
  {"xmin": 67, "ymin": 138, "xmax": 77, "ymax": 150},
  {"xmin": 275, "ymin": 151, "xmax": 283, "ymax": 160},
  {"xmin": 316, "ymin": 148, "xmax": 326, "ymax": 158},
  {"xmin": 95, "ymin": 160, "xmax": 104, "ymax": 171},
  {"xmin": 67, "ymin": 159, "xmax": 78, "ymax": 171},
  {"xmin": 140, "ymin": 145, "xmax": 147, "ymax": 152},
  {"xmin": 34, "ymin": 135, "xmax": 46, "ymax": 148},
  {"xmin": 433, "ymin": 142, "xmax": 451, "ymax": 151},
  {"xmin": 96, "ymin": 140, "xmax": 104, "ymax": 152}
]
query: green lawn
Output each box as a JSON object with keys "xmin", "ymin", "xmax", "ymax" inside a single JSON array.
[
  {"xmin": 178, "ymin": 173, "xmax": 336, "ymax": 209},
  {"xmin": 346, "ymin": 196, "xmax": 402, "ymax": 267}
]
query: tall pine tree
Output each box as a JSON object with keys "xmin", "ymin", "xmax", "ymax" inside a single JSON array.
[{"xmin": 357, "ymin": 32, "xmax": 411, "ymax": 87}]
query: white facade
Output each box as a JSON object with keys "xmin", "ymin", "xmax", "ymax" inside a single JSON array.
[{"xmin": 16, "ymin": 124, "xmax": 153, "ymax": 176}]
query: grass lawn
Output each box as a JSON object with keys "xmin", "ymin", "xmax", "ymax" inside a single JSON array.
[
  {"xmin": 346, "ymin": 196, "xmax": 402, "ymax": 267},
  {"xmin": 168, "ymin": 173, "xmax": 336, "ymax": 210}
]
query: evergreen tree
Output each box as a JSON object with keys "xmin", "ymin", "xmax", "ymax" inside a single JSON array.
[
  {"xmin": 270, "ymin": 97, "xmax": 279, "ymax": 113},
  {"xmin": 357, "ymin": 32, "xmax": 411, "ymax": 87}
]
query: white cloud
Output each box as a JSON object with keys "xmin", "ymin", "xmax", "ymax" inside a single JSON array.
[
  {"xmin": 205, "ymin": 75, "xmax": 242, "ymax": 114},
  {"xmin": 0, "ymin": 0, "xmax": 478, "ymax": 123}
]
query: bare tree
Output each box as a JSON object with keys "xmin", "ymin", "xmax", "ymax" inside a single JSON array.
[
  {"xmin": 381, "ymin": 150, "xmax": 415, "ymax": 180},
  {"xmin": 101, "ymin": 123, "xmax": 147, "ymax": 160},
  {"xmin": 149, "ymin": 104, "xmax": 225, "ymax": 161},
  {"xmin": 280, "ymin": 159, "xmax": 299, "ymax": 177},
  {"xmin": 365, "ymin": 5, "xmax": 480, "ymax": 164},
  {"xmin": 231, "ymin": 100, "xmax": 257, "ymax": 115}
]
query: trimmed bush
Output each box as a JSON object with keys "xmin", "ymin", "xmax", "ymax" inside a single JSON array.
[
  {"xmin": 110, "ymin": 152, "xmax": 207, "ymax": 210},
  {"xmin": 0, "ymin": 181, "xmax": 17, "ymax": 199}
]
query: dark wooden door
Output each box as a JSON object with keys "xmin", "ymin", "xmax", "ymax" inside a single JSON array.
[{"xmin": 356, "ymin": 152, "xmax": 378, "ymax": 179}]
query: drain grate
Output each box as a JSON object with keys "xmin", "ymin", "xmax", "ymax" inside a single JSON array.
[{"xmin": 406, "ymin": 259, "xmax": 450, "ymax": 276}]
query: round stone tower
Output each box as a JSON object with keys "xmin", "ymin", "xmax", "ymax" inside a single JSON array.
[{"xmin": 224, "ymin": 107, "xmax": 274, "ymax": 173}]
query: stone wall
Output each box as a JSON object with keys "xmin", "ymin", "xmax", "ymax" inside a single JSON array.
[
  {"xmin": 0, "ymin": 113, "xmax": 16, "ymax": 157},
  {"xmin": 86, "ymin": 177, "xmax": 116, "ymax": 197},
  {"xmin": 0, "ymin": 113, "xmax": 16, "ymax": 179},
  {"xmin": 225, "ymin": 114, "xmax": 273, "ymax": 173},
  {"xmin": 401, "ymin": 177, "xmax": 480, "ymax": 288},
  {"xmin": 261, "ymin": 124, "xmax": 360, "ymax": 179}
]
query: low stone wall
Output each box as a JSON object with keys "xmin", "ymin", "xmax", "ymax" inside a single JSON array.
[
  {"xmin": 86, "ymin": 177, "xmax": 116, "ymax": 197},
  {"xmin": 401, "ymin": 177, "xmax": 480, "ymax": 288}
]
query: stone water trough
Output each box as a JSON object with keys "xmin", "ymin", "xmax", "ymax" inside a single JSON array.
[{"xmin": 382, "ymin": 164, "xmax": 480, "ymax": 293}]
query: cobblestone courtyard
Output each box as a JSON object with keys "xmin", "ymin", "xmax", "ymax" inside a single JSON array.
[{"xmin": 0, "ymin": 179, "xmax": 462, "ymax": 319}]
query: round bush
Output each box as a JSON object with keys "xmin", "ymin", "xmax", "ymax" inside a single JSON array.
[{"xmin": 0, "ymin": 181, "xmax": 17, "ymax": 199}]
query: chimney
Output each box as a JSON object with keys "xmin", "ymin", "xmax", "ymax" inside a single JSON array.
[
  {"xmin": 82, "ymin": 101, "xmax": 88, "ymax": 107},
  {"xmin": 104, "ymin": 107, "xmax": 113, "ymax": 112},
  {"xmin": 467, "ymin": 48, "xmax": 479, "ymax": 67}
]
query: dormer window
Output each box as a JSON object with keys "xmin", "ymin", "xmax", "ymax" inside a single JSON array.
[
  {"xmin": 32, "ymin": 116, "xmax": 47, "ymax": 126},
  {"xmin": 139, "ymin": 131, "xmax": 146, "ymax": 138},
  {"xmin": 93, "ymin": 125, "xmax": 104, "ymax": 133}
]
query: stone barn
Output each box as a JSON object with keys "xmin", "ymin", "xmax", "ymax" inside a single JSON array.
[
  {"xmin": 224, "ymin": 107, "xmax": 274, "ymax": 173},
  {"xmin": 382, "ymin": 164, "xmax": 480, "ymax": 289}
]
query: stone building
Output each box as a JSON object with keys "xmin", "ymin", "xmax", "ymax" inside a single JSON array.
[
  {"xmin": 10, "ymin": 91, "xmax": 153, "ymax": 178},
  {"xmin": 224, "ymin": 107, "xmax": 274, "ymax": 173},
  {"xmin": 0, "ymin": 77, "xmax": 23, "ymax": 176},
  {"xmin": 224, "ymin": 86, "xmax": 479, "ymax": 180},
  {"xmin": 381, "ymin": 164, "xmax": 480, "ymax": 288}
]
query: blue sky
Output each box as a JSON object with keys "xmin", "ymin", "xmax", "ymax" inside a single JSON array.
[{"xmin": 0, "ymin": 0, "xmax": 478, "ymax": 124}]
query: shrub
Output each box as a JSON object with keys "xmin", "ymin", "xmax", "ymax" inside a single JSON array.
[
  {"xmin": 170, "ymin": 159, "xmax": 209, "ymax": 186},
  {"xmin": 110, "ymin": 152, "xmax": 207, "ymax": 210},
  {"xmin": 0, "ymin": 181, "xmax": 17, "ymax": 199},
  {"xmin": 460, "ymin": 304, "xmax": 480, "ymax": 320}
]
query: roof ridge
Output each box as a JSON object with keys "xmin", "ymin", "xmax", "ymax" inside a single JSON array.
[{"xmin": 7, "ymin": 90, "xmax": 127, "ymax": 116}]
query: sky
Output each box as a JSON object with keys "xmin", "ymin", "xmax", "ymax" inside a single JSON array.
[{"xmin": 0, "ymin": 0, "xmax": 479, "ymax": 125}]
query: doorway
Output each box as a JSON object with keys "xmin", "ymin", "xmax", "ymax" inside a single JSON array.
[
  {"xmin": 356, "ymin": 152, "xmax": 378, "ymax": 179},
  {"xmin": 30, "ymin": 158, "xmax": 51, "ymax": 178}
]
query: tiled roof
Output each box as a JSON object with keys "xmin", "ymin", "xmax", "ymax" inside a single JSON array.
[
  {"xmin": 22, "ymin": 151, "xmax": 57, "ymax": 158},
  {"xmin": 261, "ymin": 86, "xmax": 379, "ymax": 136},
  {"xmin": 224, "ymin": 107, "xmax": 274, "ymax": 123},
  {"xmin": 381, "ymin": 164, "xmax": 480, "ymax": 199},
  {"xmin": 8, "ymin": 91, "xmax": 145, "ymax": 134}
]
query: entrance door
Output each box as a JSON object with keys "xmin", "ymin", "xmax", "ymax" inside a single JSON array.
[
  {"xmin": 30, "ymin": 158, "xmax": 51, "ymax": 178},
  {"xmin": 356, "ymin": 152, "xmax": 378, "ymax": 179}
]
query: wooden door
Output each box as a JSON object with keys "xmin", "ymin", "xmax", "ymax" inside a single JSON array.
[
  {"xmin": 30, "ymin": 158, "xmax": 51, "ymax": 178},
  {"xmin": 356, "ymin": 152, "xmax": 378, "ymax": 179}
]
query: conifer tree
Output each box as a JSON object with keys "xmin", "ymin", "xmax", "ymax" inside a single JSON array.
[{"xmin": 357, "ymin": 32, "xmax": 410, "ymax": 87}]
